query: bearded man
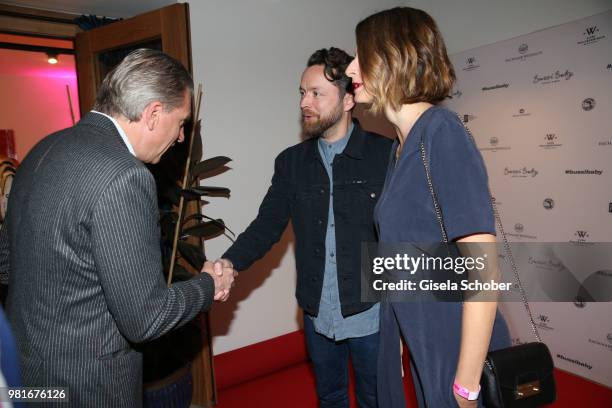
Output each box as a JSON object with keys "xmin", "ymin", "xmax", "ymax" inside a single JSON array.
[{"xmin": 215, "ymin": 48, "xmax": 391, "ymax": 407}]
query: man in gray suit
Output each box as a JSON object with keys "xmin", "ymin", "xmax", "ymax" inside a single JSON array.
[{"xmin": 0, "ymin": 49, "xmax": 234, "ymax": 407}]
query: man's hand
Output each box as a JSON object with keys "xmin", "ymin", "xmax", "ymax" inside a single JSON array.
[
  {"xmin": 213, "ymin": 258, "xmax": 234, "ymax": 276},
  {"xmin": 213, "ymin": 258, "xmax": 238, "ymax": 301},
  {"xmin": 201, "ymin": 260, "xmax": 237, "ymax": 302}
]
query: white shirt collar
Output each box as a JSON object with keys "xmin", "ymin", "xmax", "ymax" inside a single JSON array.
[{"xmin": 91, "ymin": 110, "xmax": 136, "ymax": 157}]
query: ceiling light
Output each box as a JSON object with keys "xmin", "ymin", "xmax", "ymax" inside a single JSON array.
[{"xmin": 47, "ymin": 52, "xmax": 58, "ymax": 64}]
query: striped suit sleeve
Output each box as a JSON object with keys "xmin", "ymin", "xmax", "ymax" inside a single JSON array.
[
  {"xmin": 91, "ymin": 165, "xmax": 214, "ymax": 343},
  {"xmin": 0, "ymin": 224, "xmax": 9, "ymax": 286}
]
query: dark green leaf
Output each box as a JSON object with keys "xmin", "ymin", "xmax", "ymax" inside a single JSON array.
[
  {"xmin": 180, "ymin": 187, "xmax": 230, "ymax": 200},
  {"xmin": 180, "ymin": 189, "xmax": 204, "ymax": 201},
  {"xmin": 182, "ymin": 220, "xmax": 225, "ymax": 240},
  {"xmin": 183, "ymin": 214, "xmax": 236, "ymax": 238},
  {"xmin": 177, "ymin": 241, "xmax": 206, "ymax": 270},
  {"xmin": 190, "ymin": 156, "xmax": 232, "ymax": 182},
  {"xmin": 182, "ymin": 213, "xmax": 205, "ymax": 225},
  {"xmin": 192, "ymin": 186, "xmax": 231, "ymax": 197}
]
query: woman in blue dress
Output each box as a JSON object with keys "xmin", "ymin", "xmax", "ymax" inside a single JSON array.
[{"xmin": 346, "ymin": 7, "xmax": 510, "ymax": 408}]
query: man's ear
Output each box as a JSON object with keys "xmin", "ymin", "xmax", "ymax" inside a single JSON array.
[
  {"xmin": 142, "ymin": 101, "xmax": 164, "ymax": 131},
  {"xmin": 343, "ymin": 92, "xmax": 355, "ymax": 112}
]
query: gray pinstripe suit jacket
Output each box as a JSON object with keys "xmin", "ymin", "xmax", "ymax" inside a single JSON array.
[{"xmin": 0, "ymin": 113, "xmax": 215, "ymax": 407}]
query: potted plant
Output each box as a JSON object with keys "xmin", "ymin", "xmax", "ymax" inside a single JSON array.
[{"xmin": 141, "ymin": 88, "xmax": 234, "ymax": 407}]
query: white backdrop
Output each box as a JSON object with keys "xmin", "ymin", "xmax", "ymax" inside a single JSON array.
[
  {"xmin": 444, "ymin": 10, "xmax": 612, "ymax": 387},
  {"xmin": 186, "ymin": 0, "xmax": 612, "ymax": 359},
  {"xmin": 187, "ymin": 0, "xmax": 409, "ymax": 355}
]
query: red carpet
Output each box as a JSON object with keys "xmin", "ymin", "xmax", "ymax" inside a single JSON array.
[{"xmin": 214, "ymin": 330, "xmax": 611, "ymax": 407}]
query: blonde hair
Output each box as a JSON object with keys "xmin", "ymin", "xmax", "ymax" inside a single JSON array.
[{"xmin": 355, "ymin": 7, "xmax": 455, "ymax": 114}]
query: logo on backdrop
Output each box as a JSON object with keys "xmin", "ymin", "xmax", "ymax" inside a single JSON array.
[
  {"xmin": 512, "ymin": 107, "xmax": 531, "ymax": 118},
  {"xmin": 570, "ymin": 230, "xmax": 594, "ymax": 246},
  {"xmin": 450, "ymin": 89, "xmax": 463, "ymax": 99},
  {"xmin": 482, "ymin": 83, "xmax": 509, "ymax": 92},
  {"xmin": 505, "ymin": 43, "xmax": 543, "ymax": 62},
  {"xmin": 556, "ymin": 354, "xmax": 592, "ymax": 370},
  {"xmin": 607, "ymin": 63, "xmax": 612, "ymax": 71},
  {"xmin": 578, "ymin": 25, "xmax": 606, "ymax": 46},
  {"xmin": 565, "ymin": 169, "xmax": 603, "ymax": 175},
  {"xmin": 609, "ymin": 202, "xmax": 612, "ymax": 213},
  {"xmin": 511, "ymin": 337, "xmax": 524, "ymax": 346},
  {"xmin": 537, "ymin": 314, "xmax": 554, "ymax": 331},
  {"xmin": 491, "ymin": 196, "xmax": 502, "ymax": 206},
  {"xmin": 539, "ymin": 133, "xmax": 562, "ymax": 149},
  {"xmin": 462, "ymin": 56, "xmax": 480, "ymax": 71},
  {"xmin": 507, "ymin": 222, "xmax": 537, "ymax": 240},
  {"xmin": 504, "ymin": 167, "xmax": 538, "ymax": 178},
  {"xmin": 598, "ymin": 140, "xmax": 611, "ymax": 146},
  {"xmin": 574, "ymin": 297, "xmax": 586, "ymax": 308},
  {"xmin": 462, "ymin": 114, "xmax": 477, "ymax": 123},
  {"xmin": 480, "ymin": 136, "xmax": 511, "ymax": 152},
  {"xmin": 575, "ymin": 230, "xmax": 589, "ymax": 239},
  {"xmin": 528, "ymin": 256, "xmax": 563, "ymax": 271},
  {"xmin": 597, "ymin": 270, "xmax": 612, "ymax": 279},
  {"xmin": 582, "ymin": 98, "xmax": 596, "ymax": 111},
  {"xmin": 533, "ymin": 69, "xmax": 574, "ymax": 85},
  {"xmin": 543, "ymin": 198, "xmax": 554, "ymax": 210},
  {"xmin": 588, "ymin": 334, "xmax": 612, "ymax": 351}
]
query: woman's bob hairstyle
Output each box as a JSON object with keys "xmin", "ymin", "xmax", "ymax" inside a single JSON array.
[{"xmin": 355, "ymin": 7, "xmax": 456, "ymax": 113}]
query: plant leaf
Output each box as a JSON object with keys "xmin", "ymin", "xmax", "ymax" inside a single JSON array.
[
  {"xmin": 191, "ymin": 186, "xmax": 231, "ymax": 197},
  {"xmin": 190, "ymin": 156, "xmax": 232, "ymax": 182},
  {"xmin": 180, "ymin": 186, "xmax": 231, "ymax": 200},
  {"xmin": 182, "ymin": 220, "xmax": 225, "ymax": 240},
  {"xmin": 183, "ymin": 214, "xmax": 236, "ymax": 238},
  {"xmin": 180, "ymin": 189, "xmax": 204, "ymax": 201},
  {"xmin": 182, "ymin": 213, "xmax": 205, "ymax": 225},
  {"xmin": 177, "ymin": 241, "xmax": 206, "ymax": 270}
]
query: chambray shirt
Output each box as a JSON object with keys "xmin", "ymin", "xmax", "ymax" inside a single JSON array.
[{"xmin": 310, "ymin": 123, "xmax": 380, "ymax": 340}]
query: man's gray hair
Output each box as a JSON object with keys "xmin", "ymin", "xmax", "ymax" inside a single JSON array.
[{"xmin": 93, "ymin": 48, "xmax": 193, "ymax": 121}]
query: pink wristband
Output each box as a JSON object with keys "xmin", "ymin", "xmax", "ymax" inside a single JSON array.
[{"xmin": 453, "ymin": 382, "xmax": 481, "ymax": 401}]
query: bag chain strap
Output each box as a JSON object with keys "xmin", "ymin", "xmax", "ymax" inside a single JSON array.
[{"xmin": 417, "ymin": 114, "xmax": 542, "ymax": 343}]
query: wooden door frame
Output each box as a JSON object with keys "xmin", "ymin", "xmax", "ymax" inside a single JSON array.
[
  {"xmin": 0, "ymin": 3, "xmax": 216, "ymax": 406},
  {"xmin": 0, "ymin": 4, "xmax": 81, "ymax": 38},
  {"xmin": 74, "ymin": 4, "xmax": 192, "ymax": 112}
]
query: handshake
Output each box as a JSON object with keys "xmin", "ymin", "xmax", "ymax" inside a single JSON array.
[{"xmin": 201, "ymin": 258, "xmax": 238, "ymax": 302}]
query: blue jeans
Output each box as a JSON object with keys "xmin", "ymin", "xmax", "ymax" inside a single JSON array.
[{"xmin": 303, "ymin": 316, "xmax": 379, "ymax": 408}]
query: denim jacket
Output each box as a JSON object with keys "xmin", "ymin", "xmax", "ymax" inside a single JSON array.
[{"xmin": 224, "ymin": 120, "xmax": 392, "ymax": 316}]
